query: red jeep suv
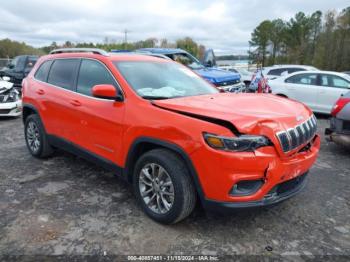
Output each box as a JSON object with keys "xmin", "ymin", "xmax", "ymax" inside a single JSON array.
[{"xmin": 22, "ymin": 48, "xmax": 320, "ymax": 224}]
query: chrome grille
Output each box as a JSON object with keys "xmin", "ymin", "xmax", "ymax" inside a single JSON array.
[{"xmin": 276, "ymin": 115, "xmax": 317, "ymax": 152}]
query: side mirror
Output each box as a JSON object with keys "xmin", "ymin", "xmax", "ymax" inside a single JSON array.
[{"xmin": 92, "ymin": 84, "xmax": 123, "ymax": 101}]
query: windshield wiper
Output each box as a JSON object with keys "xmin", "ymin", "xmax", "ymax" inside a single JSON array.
[{"xmin": 141, "ymin": 95, "xmax": 170, "ymax": 100}]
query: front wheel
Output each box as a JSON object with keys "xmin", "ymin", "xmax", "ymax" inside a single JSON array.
[{"xmin": 133, "ymin": 149, "xmax": 197, "ymax": 224}]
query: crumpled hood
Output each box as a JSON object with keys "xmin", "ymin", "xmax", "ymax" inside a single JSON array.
[
  {"xmin": 153, "ymin": 93, "xmax": 312, "ymax": 134},
  {"xmin": 194, "ymin": 67, "xmax": 240, "ymax": 84},
  {"xmin": 0, "ymin": 80, "xmax": 14, "ymax": 93}
]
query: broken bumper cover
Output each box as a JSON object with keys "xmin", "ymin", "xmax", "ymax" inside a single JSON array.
[
  {"xmin": 203, "ymin": 172, "xmax": 308, "ymax": 212},
  {"xmin": 0, "ymin": 100, "xmax": 22, "ymax": 116}
]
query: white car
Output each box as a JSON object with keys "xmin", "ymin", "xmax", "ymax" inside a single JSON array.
[
  {"xmin": 262, "ymin": 65, "xmax": 317, "ymax": 80},
  {"xmin": 0, "ymin": 77, "xmax": 22, "ymax": 117},
  {"xmin": 269, "ymin": 71, "xmax": 350, "ymax": 114},
  {"xmin": 228, "ymin": 68, "xmax": 253, "ymax": 86}
]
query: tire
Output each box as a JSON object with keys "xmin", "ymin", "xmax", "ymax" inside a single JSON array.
[
  {"xmin": 133, "ymin": 149, "xmax": 197, "ymax": 224},
  {"xmin": 24, "ymin": 114, "xmax": 54, "ymax": 158}
]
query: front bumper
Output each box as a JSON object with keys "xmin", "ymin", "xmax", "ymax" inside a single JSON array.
[
  {"xmin": 0, "ymin": 100, "xmax": 22, "ymax": 117},
  {"xmin": 190, "ymin": 134, "xmax": 320, "ymax": 208},
  {"xmin": 218, "ymin": 82, "xmax": 246, "ymax": 93},
  {"xmin": 203, "ymin": 172, "xmax": 308, "ymax": 212}
]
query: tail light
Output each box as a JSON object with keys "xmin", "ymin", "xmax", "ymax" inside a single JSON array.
[{"xmin": 331, "ymin": 97, "xmax": 350, "ymax": 117}]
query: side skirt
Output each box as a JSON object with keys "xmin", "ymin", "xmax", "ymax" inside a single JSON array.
[{"xmin": 48, "ymin": 135, "xmax": 124, "ymax": 178}]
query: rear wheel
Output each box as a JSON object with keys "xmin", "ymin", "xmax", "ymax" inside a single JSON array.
[
  {"xmin": 24, "ymin": 114, "xmax": 54, "ymax": 158},
  {"xmin": 133, "ymin": 149, "xmax": 197, "ymax": 224}
]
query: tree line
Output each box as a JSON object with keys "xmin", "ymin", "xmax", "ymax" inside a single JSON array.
[
  {"xmin": 249, "ymin": 6, "xmax": 350, "ymax": 71},
  {"xmin": 0, "ymin": 37, "xmax": 206, "ymax": 60}
]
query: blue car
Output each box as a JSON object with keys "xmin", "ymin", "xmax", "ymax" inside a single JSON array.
[{"xmin": 136, "ymin": 48, "xmax": 244, "ymax": 92}]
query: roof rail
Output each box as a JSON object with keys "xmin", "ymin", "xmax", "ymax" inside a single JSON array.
[{"xmin": 50, "ymin": 48, "xmax": 109, "ymax": 56}]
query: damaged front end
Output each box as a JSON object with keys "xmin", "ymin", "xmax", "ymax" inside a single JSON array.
[{"xmin": 0, "ymin": 79, "xmax": 22, "ymax": 117}]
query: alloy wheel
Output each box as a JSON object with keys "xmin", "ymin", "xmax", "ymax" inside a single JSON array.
[
  {"xmin": 26, "ymin": 121, "xmax": 41, "ymax": 153},
  {"xmin": 139, "ymin": 163, "xmax": 175, "ymax": 214}
]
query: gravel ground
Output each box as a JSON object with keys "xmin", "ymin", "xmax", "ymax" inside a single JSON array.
[{"xmin": 0, "ymin": 116, "xmax": 349, "ymax": 260}]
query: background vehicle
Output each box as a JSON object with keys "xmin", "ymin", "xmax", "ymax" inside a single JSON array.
[
  {"xmin": 219, "ymin": 67, "xmax": 253, "ymax": 87},
  {"xmin": 262, "ymin": 65, "xmax": 317, "ymax": 80},
  {"xmin": 269, "ymin": 71, "xmax": 350, "ymax": 114},
  {"xmin": 325, "ymin": 91, "xmax": 350, "ymax": 148},
  {"xmin": 0, "ymin": 76, "xmax": 21, "ymax": 117},
  {"xmin": 136, "ymin": 48, "xmax": 245, "ymax": 92},
  {"xmin": 22, "ymin": 48, "xmax": 320, "ymax": 224},
  {"xmin": 0, "ymin": 55, "xmax": 38, "ymax": 89}
]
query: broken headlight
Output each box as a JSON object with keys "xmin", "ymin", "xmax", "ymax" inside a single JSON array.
[
  {"xmin": 1, "ymin": 88, "xmax": 19, "ymax": 103},
  {"xmin": 204, "ymin": 133, "xmax": 272, "ymax": 152}
]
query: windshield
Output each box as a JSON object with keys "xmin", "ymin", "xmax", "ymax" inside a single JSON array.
[
  {"xmin": 114, "ymin": 61, "xmax": 219, "ymax": 99},
  {"xmin": 167, "ymin": 53, "xmax": 204, "ymax": 70},
  {"xmin": 237, "ymin": 69, "xmax": 250, "ymax": 75}
]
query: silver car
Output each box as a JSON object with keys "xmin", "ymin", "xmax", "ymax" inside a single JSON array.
[{"xmin": 325, "ymin": 91, "xmax": 350, "ymax": 148}]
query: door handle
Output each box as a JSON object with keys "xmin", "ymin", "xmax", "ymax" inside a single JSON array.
[
  {"xmin": 36, "ymin": 89, "xmax": 45, "ymax": 95},
  {"xmin": 70, "ymin": 100, "xmax": 81, "ymax": 107}
]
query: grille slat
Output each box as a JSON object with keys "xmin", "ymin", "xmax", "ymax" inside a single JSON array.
[
  {"xmin": 276, "ymin": 115, "xmax": 317, "ymax": 153},
  {"xmin": 287, "ymin": 129, "xmax": 298, "ymax": 149}
]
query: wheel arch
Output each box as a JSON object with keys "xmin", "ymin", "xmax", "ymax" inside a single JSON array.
[
  {"xmin": 22, "ymin": 103, "xmax": 39, "ymax": 124},
  {"xmin": 124, "ymin": 137, "xmax": 205, "ymax": 202},
  {"xmin": 276, "ymin": 93, "xmax": 288, "ymax": 98}
]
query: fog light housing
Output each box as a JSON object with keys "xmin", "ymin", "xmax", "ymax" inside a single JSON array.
[{"xmin": 230, "ymin": 180, "xmax": 264, "ymax": 196}]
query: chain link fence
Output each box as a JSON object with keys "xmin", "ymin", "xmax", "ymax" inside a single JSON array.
[{"xmin": 0, "ymin": 58, "xmax": 11, "ymax": 68}]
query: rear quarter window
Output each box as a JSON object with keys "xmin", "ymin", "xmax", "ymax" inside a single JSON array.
[
  {"xmin": 268, "ymin": 68, "xmax": 286, "ymax": 76},
  {"xmin": 34, "ymin": 60, "xmax": 53, "ymax": 82},
  {"xmin": 47, "ymin": 59, "xmax": 80, "ymax": 90},
  {"xmin": 287, "ymin": 68, "xmax": 305, "ymax": 74}
]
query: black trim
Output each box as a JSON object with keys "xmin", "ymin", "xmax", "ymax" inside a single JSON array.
[
  {"xmin": 124, "ymin": 137, "xmax": 206, "ymax": 202},
  {"xmin": 47, "ymin": 135, "xmax": 124, "ymax": 177},
  {"xmin": 203, "ymin": 172, "xmax": 308, "ymax": 213},
  {"xmin": 94, "ymin": 94, "xmax": 124, "ymax": 102},
  {"xmin": 22, "ymin": 103, "xmax": 39, "ymax": 113},
  {"xmin": 152, "ymin": 103, "xmax": 240, "ymax": 136},
  {"xmin": 22, "ymin": 103, "xmax": 40, "ymax": 123}
]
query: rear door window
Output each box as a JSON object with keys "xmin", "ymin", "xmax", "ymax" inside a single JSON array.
[
  {"xmin": 76, "ymin": 59, "xmax": 117, "ymax": 96},
  {"xmin": 285, "ymin": 74, "xmax": 318, "ymax": 85},
  {"xmin": 47, "ymin": 59, "xmax": 80, "ymax": 90},
  {"xmin": 34, "ymin": 60, "xmax": 53, "ymax": 82}
]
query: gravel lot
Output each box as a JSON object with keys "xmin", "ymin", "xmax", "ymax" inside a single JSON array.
[{"xmin": 0, "ymin": 116, "xmax": 349, "ymax": 260}]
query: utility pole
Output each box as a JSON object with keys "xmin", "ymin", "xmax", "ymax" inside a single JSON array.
[{"xmin": 124, "ymin": 29, "xmax": 129, "ymax": 45}]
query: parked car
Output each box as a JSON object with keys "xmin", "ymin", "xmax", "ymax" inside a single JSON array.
[
  {"xmin": 269, "ymin": 71, "xmax": 350, "ymax": 114},
  {"xmin": 262, "ymin": 65, "xmax": 318, "ymax": 80},
  {"xmin": 136, "ymin": 48, "xmax": 245, "ymax": 93},
  {"xmin": 220, "ymin": 67, "xmax": 253, "ymax": 87},
  {"xmin": 0, "ymin": 55, "xmax": 38, "ymax": 89},
  {"xmin": 22, "ymin": 48, "xmax": 320, "ymax": 224},
  {"xmin": 325, "ymin": 91, "xmax": 350, "ymax": 148},
  {"xmin": 0, "ymin": 76, "xmax": 22, "ymax": 117}
]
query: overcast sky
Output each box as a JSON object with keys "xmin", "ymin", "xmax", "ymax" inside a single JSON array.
[{"xmin": 0, "ymin": 0, "xmax": 348, "ymax": 55}]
